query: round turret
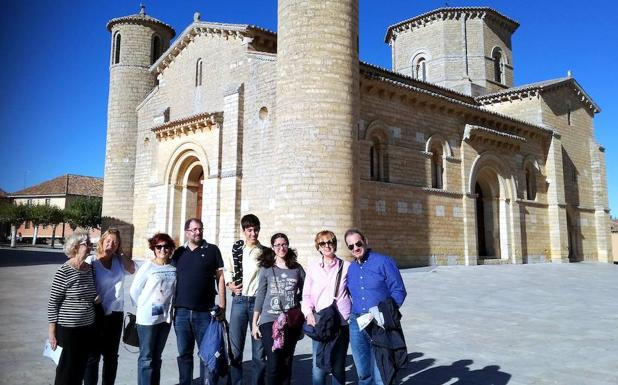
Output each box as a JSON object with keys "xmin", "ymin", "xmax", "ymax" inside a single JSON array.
[
  {"xmin": 274, "ymin": 0, "xmax": 360, "ymax": 260},
  {"xmin": 102, "ymin": 5, "xmax": 175, "ymax": 254}
]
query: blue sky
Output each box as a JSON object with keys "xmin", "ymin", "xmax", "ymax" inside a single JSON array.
[{"xmin": 1, "ymin": 0, "xmax": 617, "ymax": 213}]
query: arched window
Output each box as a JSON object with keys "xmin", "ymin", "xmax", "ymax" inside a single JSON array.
[
  {"xmin": 415, "ymin": 58, "xmax": 427, "ymax": 81},
  {"xmin": 113, "ymin": 32, "xmax": 121, "ymax": 64},
  {"xmin": 151, "ymin": 35, "xmax": 162, "ymax": 65},
  {"xmin": 195, "ymin": 59, "xmax": 203, "ymax": 87},
  {"xmin": 492, "ymin": 48, "xmax": 504, "ymax": 83},
  {"xmin": 524, "ymin": 162, "xmax": 537, "ymax": 201},
  {"xmin": 369, "ymin": 142, "xmax": 387, "ymax": 182},
  {"xmin": 430, "ymin": 144, "xmax": 444, "ymax": 189}
]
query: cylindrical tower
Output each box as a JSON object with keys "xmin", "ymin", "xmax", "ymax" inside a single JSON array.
[
  {"xmin": 274, "ymin": 0, "xmax": 360, "ymax": 261},
  {"xmin": 102, "ymin": 5, "xmax": 174, "ymax": 254}
]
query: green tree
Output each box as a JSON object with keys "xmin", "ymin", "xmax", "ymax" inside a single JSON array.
[
  {"xmin": 0, "ymin": 202, "xmax": 31, "ymax": 247},
  {"xmin": 31, "ymin": 204, "xmax": 65, "ymax": 247},
  {"xmin": 64, "ymin": 197, "xmax": 102, "ymax": 231}
]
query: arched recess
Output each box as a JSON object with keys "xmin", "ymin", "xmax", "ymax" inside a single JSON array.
[
  {"xmin": 365, "ymin": 121, "xmax": 391, "ymax": 182},
  {"xmin": 410, "ymin": 50, "xmax": 431, "ymax": 81},
  {"xmin": 163, "ymin": 143, "xmax": 211, "ymax": 242},
  {"xmin": 468, "ymin": 152, "xmax": 517, "ymax": 261},
  {"xmin": 566, "ymin": 207, "xmax": 582, "ymax": 262},
  {"xmin": 491, "ymin": 46, "xmax": 506, "ymax": 84},
  {"xmin": 425, "ymin": 134, "xmax": 452, "ymax": 189},
  {"xmin": 522, "ymin": 156, "xmax": 540, "ymax": 201}
]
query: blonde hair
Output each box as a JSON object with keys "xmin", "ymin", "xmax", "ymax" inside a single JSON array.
[
  {"xmin": 97, "ymin": 228, "xmax": 122, "ymax": 256},
  {"xmin": 314, "ymin": 230, "xmax": 337, "ymax": 252},
  {"xmin": 63, "ymin": 231, "xmax": 90, "ymax": 257}
]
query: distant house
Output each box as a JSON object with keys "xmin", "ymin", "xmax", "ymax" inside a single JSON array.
[
  {"xmin": 0, "ymin": 189, "xmax": 9, "ymax": 240},
  {"xmin": 8, "ymin": 174, "xmax": 103, "ymax": 243}
]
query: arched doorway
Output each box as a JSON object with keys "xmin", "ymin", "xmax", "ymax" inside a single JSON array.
[
  {"xmin": 475, "ymin": 168, "xmax": 501, "ymax": 258},
  {"xmin": 166, "ymin": 150, "xmax": 207, "ymax": 243}
]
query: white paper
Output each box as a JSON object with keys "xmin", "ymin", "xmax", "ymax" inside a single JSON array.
[
  {"xmin": 42, "ymin": 339, "xmax": 62, "ymax": 365},
  {"xmin": 356, "ymin": 313, "xmax": 374, "ymax": 331}
]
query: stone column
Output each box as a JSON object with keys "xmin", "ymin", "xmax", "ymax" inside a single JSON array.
[
  {"xmin": 590, "ymin": 143, "xmax": 612, "ymax": 262},
  {"xmin": 545, "ymin": 133, "xmax": 569, "ymax": 263},
  {"xmin": 274, "ymin": 0, "xmax": 360, "ymax": 262}
]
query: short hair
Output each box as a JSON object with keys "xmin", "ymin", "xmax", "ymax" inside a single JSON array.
[
  {"xmin": 184, "ymin": 218, "xmax": 203, "ymax": 231},
  {"xmin": 148, "ymin": 233, "xmax": 176, "ymax": 251},
  {"xmin": 64, "ymin": 231, "xmax": 90, "ymax": 257},
  {"xmin": 314, "ymin": 230, "xmax": 337, "ymax": 252},
  {"xmin": 344, "ymin": 228, "xmax": 367, "ymax": 245},
  {"xmin": 241, "ymin": 214, "xmax": 260, "ymax": 230},
  {"xmin": 97, "ymin": 228, "xmax": 122, "ymax": 255}
]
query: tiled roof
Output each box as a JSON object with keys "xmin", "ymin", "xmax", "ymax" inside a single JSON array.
[
  {"xmin": 10, "ymin": 175, "xmax": 103, "ymax": 198},
  {"xmin": 476, "ymin": 77, "xmax": 601, "ymax": 113},
  {"xmin": 385, "ymin": 7, "xmax": 519, "ymax": 43},
  {"xmin": 107, "ymin": 5, "xmax": 175, "ymax": 37}
]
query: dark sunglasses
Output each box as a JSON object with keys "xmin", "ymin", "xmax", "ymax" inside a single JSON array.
[
  {"xmin": 318, "ymin": 240, "xmax": 335, "ymax": 247},
  {"xmin": 155, "ymin": 244, "xmax": 173, "ymax": 251},
  {"xmin": 347, "ymin": 241, "xmax": 364, "ymax": 250}
]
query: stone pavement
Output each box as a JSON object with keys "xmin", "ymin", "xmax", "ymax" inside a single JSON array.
[{"xmin": 0, "ymin": 248, "xmax": 616, "ymax": 385}]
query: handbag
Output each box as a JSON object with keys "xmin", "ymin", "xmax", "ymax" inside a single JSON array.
[{"xmin": 122, "ymin": 312, "xmax": 140, "ymax": 347}]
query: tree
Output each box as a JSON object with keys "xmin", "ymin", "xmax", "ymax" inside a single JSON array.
[
  {"xmin": 29, "ymin": 204, "xmax": 46, "ymax": 245},
  {"xmin": 31, "ymin": 204, "xmax": 64, "ymax": 247},
  {"xmin": 64, "ymin": 196, "xmax": 102, "ymax": 231},
  {"xmin": 0, "ymin": 202, "xmax": 31, "ymax": 248}
]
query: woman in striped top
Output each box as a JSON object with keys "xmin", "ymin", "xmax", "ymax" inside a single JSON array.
[{"xmin": 47, "ymin": 231, "xmax": 98, "ymax": 385}]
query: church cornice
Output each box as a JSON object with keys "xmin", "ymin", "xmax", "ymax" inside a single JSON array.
[
  {"xmin": 463, "ymin": 124, "xmax": 526, "ymax": 152},
  {"xmin": 385, "ymin": 7, "xmax": 519, "ymax": 44},
  {"xmin": 359, "ymin": 63, "xmax": 553, "ymax": 141},
  {"xmin": 152, "ymin": 112, "xmax": 223, "ymax": 141},
  {"xmin": 151, "ymin": 21, "xmax": 277, "ymax": 75},
  {"xmin": 476, "ymin": 77, "xmax": 601, "ymax": 114}
]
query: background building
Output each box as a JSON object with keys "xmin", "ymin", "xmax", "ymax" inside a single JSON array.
[
  {"xmin": 9, "ymin": 174, "xmax": 103, "ymax": 243},
  {"xmin": 102, "ymin": 4, "xmax": 611, "ymax": 266}
]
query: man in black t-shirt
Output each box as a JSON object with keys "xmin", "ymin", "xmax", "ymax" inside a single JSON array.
[{"xmin": 172, "ymin": 218, "xmax": 226, "ymax": 385}]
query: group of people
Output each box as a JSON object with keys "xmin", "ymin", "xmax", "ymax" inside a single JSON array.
[{"xmin": 47, "ymin": 214, "xmax": 407, "ymax": 385}]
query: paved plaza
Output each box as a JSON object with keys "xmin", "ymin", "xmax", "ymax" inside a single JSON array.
[{"xmin": 0, "ymin": 248, "xmax": 616, "ymax": 385}]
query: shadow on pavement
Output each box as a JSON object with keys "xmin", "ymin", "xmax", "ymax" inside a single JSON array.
[{"xmin": 0, "ymin": 248, "xmax": 66, "ymax": 267}]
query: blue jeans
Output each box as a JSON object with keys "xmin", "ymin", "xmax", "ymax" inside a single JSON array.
[
  {"xmin": 137, "ymin": 322, "xmax": 171, "ymax": 385},
  {"xmin": 174, "ymin": 308, "xmax": 212, "ymax": 385},
  {"xmin": 312, "ymin": 325, "xmax": 349, "ymax": 385},
  {"xmin": 349, "ymin": 315, "xmax": 383, "ymax": 385},
  {"xmin": 229, "ymin": 296, "xmax": 265, "ymax": 385}
]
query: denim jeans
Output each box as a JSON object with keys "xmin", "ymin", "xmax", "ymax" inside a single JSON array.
[
  {"xmin": 174, "ymin": 308, "xmax": 212, "ymax": 385},
  {"xmin": 349, "ymin": 315, "xmax": 383, "ymax": 385},
  {"xmin": 229, "ymin": 296, "xmax": 265, "ymax": 385},
  {"xmin": 84, "ymin": 310, "xmax": 123, "ymax": 385},
  {"xmin": 259, "ymin": 322, "xmax": 301, "ymax": 385},
  {"xmin": 137, "ymin": 322, "xmax": 171, "ymax": 385},
  {"xmin": 312, "ymin": 325, "xmax": 349, "ymax": 385}
]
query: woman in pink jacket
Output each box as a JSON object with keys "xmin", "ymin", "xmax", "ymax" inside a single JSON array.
[{"xmin": 302, "ymin": 230, "xmax": 351, "ymax": 385}]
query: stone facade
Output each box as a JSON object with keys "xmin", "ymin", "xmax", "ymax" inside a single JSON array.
[{"xmin": 102, "ymin": 4, "xmax": 611, "ymax": 266}]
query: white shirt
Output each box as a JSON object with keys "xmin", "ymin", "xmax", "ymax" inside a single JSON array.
[
  {"xmin": 88, "ymin": 255, "xmax": 132, "ymax": 315},
  {"xmin": 129, "ymin": 261, "xmax": 177, "ymax": 325}
]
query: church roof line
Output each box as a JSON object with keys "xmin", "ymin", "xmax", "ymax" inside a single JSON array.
[
  {"xmin": 151, "ymin": 21, "xmax": 276, "ymax": 74},
  {"xmin": 476, "ymin": 77, "xmax": 601, "ymax": 113},
  {"xmin": 360, "ymin": 62, "xmax": 554, "ymax": 138},
  {"xmin": 107, "ymin": 5, "xmax": 176, "ymax": 37},
  {"xmin": 385, "ymin": 7, "xmax": 519, "ymax": 43}
]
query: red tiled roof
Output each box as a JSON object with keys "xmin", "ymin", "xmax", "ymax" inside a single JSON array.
[{"xmin": 10, "ymin": 174, "xmax": 103, "ymax": 197}]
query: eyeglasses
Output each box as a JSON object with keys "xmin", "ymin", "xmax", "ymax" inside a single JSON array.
[
  {"xmin": 155, "ymin": 244, "xmax": 173, "ymax": 251},
  {"xmin": 347, "ymin": 241, "xmax": 364, "ymax": 250},
  {"xmin": 273, "ymin": 243, "xmax": 289, "ymax": 249},
  {"xmin": 186, "ymin": 228, "xmax": 203, "ymax": 233},
  {"xmin": 318, "ymin": 240, "xmax": 335, "ymax": 247},
  {"xmin": 79, "ymin": 240, "xmax": 92, "ymax": 247}
]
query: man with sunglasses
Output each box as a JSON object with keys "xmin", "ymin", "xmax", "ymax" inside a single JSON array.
[
  {"xmin": 172, "ymin": 218, "xmax": 226, "ymax": 385},
  {"xmin": 224, "ymin": 214, "xmax": 267, "ymax": 385},
  {"xmin": 344, "ymin": 229, "xmax": 406, "ymax": 385}
]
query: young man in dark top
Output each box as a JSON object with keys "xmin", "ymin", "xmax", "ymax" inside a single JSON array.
[
  {"xmin": 172, "ymin": 218, "xmax": 226, "ymax": 385},
  {"xmin": 224, "ymin": 214, "xmax": 266, "ymax": 385}
]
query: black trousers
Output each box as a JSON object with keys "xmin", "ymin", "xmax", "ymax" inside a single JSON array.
[
  {"xmin": 54, "ymin": 324, "xmax": 96, "ymax": 385},
  {"xmin": 83, "ymin": 310, "xmax": 124, "ymax": 385},
  {"xmin": 259, "ymin": 322, "xmax": 301, "ymax": 385}
]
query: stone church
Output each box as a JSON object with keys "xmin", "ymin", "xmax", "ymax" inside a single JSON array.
[{"xmin": 102, "ymin": 2, "xmax": 611, "ymax": 266}]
